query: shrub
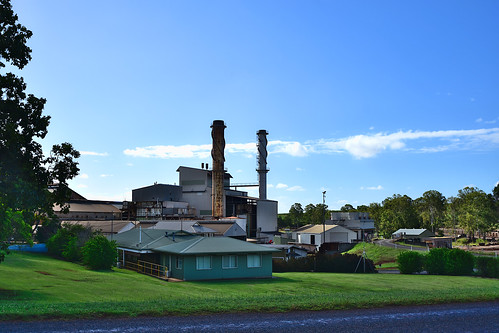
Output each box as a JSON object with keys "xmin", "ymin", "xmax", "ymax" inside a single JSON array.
[
  {"xmin": 445, "ymin": 248, "xmax": 475, "ymax": 276},
  {"xmin": 397, "ymin": 251, "xmax": 425, "ymax": 274},
  {"xmin": 82, "ymin": 235, "xmax": 117, "ymax": 270},
  {"xmin": 424, "ymin": 248, "xmax": 448, "ymax": 275},
  {"xmin": 476, "ymin": 256, "xmax": 499, "ymax": 278},
  {"xmin": 46, "ymin": 224, "xmax": 93, "ymax": 261}
]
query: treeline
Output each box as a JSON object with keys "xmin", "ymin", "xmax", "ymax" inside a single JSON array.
[{"xmin": 279, "ymin": 184, "xmax": 499, "ymax": 240}]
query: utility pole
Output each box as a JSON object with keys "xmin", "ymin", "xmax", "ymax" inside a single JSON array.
[{"xmin": 322, "ymin": 191, "xmax": 326, "ymax": 250}]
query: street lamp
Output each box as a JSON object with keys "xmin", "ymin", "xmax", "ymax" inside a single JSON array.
[{"xmin": 322, "ymin": 191, "xmax": 326, "ymax": 249}]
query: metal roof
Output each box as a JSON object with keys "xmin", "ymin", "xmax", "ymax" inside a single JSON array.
[
  {"xmin": 153, "ymin": 236, "xmax": 279, "ymax": 255},
  {"xmin": 392, "ymin": 228, "xmax": 431, "ymax": 236},
  {"xmin": 113, "ymin": 229, "xmax": 278, "ymax": 255},
  {"xmin": 295, "ymin": 224, "xmax": 353, "ymax": 234}
]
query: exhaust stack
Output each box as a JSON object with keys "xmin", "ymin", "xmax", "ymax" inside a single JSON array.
[
  {"xmin": 211, "ymin": 120, "xmax": 226, "ymax": 218},
  {"xmin": 257, "ymin": 129, "xmax": 269, "ymax": 200}
]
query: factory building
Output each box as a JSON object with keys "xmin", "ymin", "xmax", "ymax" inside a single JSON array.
[{"xmin": 127, "ymin": 120, "xmax": 278, "ymax": 241}]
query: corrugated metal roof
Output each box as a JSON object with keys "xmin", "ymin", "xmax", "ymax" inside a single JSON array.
[
  {"xmin": 113, "ymin": 229, "xmax": 278, "ymax": 255},
  {"xmin": 62, "ymin": 220, "xmax": 133, "ymax": 233},
  {"xmin": 55, "ymin": 202, "xmax": 120, "ymax": 213},
  {"xmin": 392, "ymin": 228, "xmax": 430, "ymax": 236},
  {"xmin": 154, "ymin": 236, "xmax": 279, "ymax": 254},
  {"xmin": 296, "ymin": 224, "xmax": 347, "ymax": 234}
]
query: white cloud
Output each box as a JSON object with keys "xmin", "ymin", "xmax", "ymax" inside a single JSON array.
[
  {"xmin": 268, "ymin": 140, "xmax": 309, "ymax": 157},
  {"xmin": 123, "ymin": 128, "xmax": 499, "ymax": 160},
  {"xmin": 81, "ymin": 151, "xmax": 108, "ymax": 156},
  {"xmin": 476, "ymin": 118, "xmax": 483, "ymax": 123},
  {"xmin": 126, "ymin": 163, "xmax": 133, "ymax": 167},
  {"xmin": 276, "ymin": 183, "xmax": 289, "ymax": 189},
  {"xmin": 76, "ymin": 184, "xmax": 88, "ymax": 189},
  {"xmin": 287, "ymin": 185, "xmax": 305, "ymax": 192},
  {"xmin": 360, "ymin": 185, "xmax": 384, "ymax": 191},
  {"xmin": 100, "ymin": 174, "xmax": 113, "ymax": 178},
  {"xmin": 296, "ymin": 167, "xmax": 304, "ymax": 171},
  {"xmin": 78, "ymin": 173, "xmax": 89, "ymax": 179}
]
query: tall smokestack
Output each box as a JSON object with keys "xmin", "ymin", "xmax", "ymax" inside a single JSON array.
[
  {"xmin": 211, "ymin": 120, "xmax": 226, "ymax": 218},
  {"xmin": 257, "ymin": 129, "xmax": 269, "ymax": 200}
]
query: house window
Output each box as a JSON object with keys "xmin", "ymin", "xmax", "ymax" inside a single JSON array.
[
  {"xmin": 247, "ymin": 254, "xmax": 262, "ymax": 268},
  {"xmin": 196, "ymin": 256, "xmax": 212, "ymax": 270},
  {"xmin": 175, "ymin": 257, "xmax": 182, "ymax": 269},
  {"xmin": 222, "ymin": 255, "xmax": 237, "ymax": 269}
]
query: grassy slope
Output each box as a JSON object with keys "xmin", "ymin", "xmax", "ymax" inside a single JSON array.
[
  {"xmin": 345, "ymin": 242, "xmax": 406, "ymax": 265},
  {"xmin": 1, "ymin": 252, "xmax": 498, "ymax": 320}
]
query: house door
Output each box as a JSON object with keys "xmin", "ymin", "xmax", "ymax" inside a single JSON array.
[{"xmin": 310, "ymin": 235, "xmax": 315, "ymax": 245}]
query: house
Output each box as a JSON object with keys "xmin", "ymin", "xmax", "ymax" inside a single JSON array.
[
  {"xmin": 260, "ymin": 244, "xmax": 308, "ymax": 260},
  {"xmin": 292, "ymin": 224, "xmax": 357, "ymax": 250},
  {"xmin": 148, "ymin": 220, "xmax": 247, "ymax": 239},
  {"xmin": 112, "ymin": 228, "xmax": 278, "ymax": 281},
  {"xmin": 327, "ymin": 212, "xmax": 375, "ymax": 242},
  {"xmin": 392, "ymin": 229, "xmax": 435, "ymax": 243}
]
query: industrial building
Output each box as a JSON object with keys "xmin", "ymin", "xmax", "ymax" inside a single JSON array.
[{"xmin": 125, "ymin": 120, "xmax": 278, "ymax": 242}]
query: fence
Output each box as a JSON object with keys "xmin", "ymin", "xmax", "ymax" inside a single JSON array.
[{"xmin": 118, "ymin": 259, "xmax": 168, "ymax": 279}]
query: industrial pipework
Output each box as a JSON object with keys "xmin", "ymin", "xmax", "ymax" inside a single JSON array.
[
  {"xmin": 211, "ymin": 120, "xmax": 226, "ymax": 218},
  {"xmin": 257, "ymin": 129, "xmax": 269, "ymax": 200}
]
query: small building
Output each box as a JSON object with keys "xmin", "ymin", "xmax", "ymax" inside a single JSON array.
[
  {"xmin": 61, "ymin": 220, "xmax": 135, "ymax": 236},
  {"xmin": 260, "ymin": 244, "xmax": 308, "ymax": 260},
  {"xmin": 292, "ymin": 224, "xmax": 357, "ymax": 250},
  {"xmin": 327, "ymin": 212, "xmax": 375, "ymax": 242},
  {"xmin": 113, "ymin": 228, "xmax": 278, "ymax": 281},
  {"xmin": 392, "ymin": 228, "xmax": 435, "ymax": 243},
  {"xmin": 425, "ymin": 237, "xmax": 453, "ymax": 249}
]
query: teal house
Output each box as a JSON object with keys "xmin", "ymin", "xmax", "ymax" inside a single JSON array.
[{"xmin": 112, "ymin": 228, "xmax": 278, "ymax": 281}]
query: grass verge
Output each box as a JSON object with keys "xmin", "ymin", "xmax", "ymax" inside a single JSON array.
[
  {"xmin": 345, "ymin": 242, "xmax": 406, "ymax": 265},
  {"xmin": 1, "ymin": 252, "xmax": 498, "ymax": 321}
]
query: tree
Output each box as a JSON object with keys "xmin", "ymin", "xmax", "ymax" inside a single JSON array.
[
  {"xmin": 0, "ymin": 0, "xmax": 79, "ymax": 262},
  {"xmin": 304, "ymin": 203, "xmax": 328, "ymax": 224},
  {"xmin": 288, "ymin": 203, "xmax": 304, "ymax": 228},
  {"xmin": 415, "ymin": 190, "xmax": 446, "ymax": 233},
  {"xmin": 456, "ymin": 187, "xmax": 497, "ymax": 240},
  {"xmin": 340, "ymin": 204, "xmax": 355, "ymax": 212}
]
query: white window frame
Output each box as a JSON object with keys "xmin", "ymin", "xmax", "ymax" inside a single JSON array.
[
  {"xmin": 196, "ymin": 256, "xmax": 212, "ymax": 270},
  {"xmin": 175, "ymin": 256, "xmax": 182, "ymax": 269},
  {"xmin": 222, "ymin": 255, "xmax": 238, "ymax": 269},
  {"xmin": 247, "ymin": 254, "xmax": 262, "ymax": 268}
]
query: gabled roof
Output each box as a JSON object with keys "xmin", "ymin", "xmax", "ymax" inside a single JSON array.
[{"xmin": 295, "ymin": 224, "xmax": 354, "ymax": 234}]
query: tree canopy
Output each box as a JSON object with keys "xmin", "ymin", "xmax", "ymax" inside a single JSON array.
[{"xmin": 0, "ymin": 0, "xmax": 79, "ymax": 262}]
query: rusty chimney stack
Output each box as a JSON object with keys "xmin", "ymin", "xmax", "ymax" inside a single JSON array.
[
  {"xmin": 211, "ymin": 120, "xmax": 226, "ymax": 218},
  {"xmin": 257, "ymin": 129, "xmax": 269, "ymax": 200}
]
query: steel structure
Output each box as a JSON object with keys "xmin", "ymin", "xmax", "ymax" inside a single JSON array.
[{"xmin": 211, "ymin": 120, "xmax": 226, "ymax": 218}]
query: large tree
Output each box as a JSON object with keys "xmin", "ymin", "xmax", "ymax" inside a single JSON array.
[
  {"xmin": 288, "ymin": 203, "xmax": 304, "ymax": 228},
  {"xmin": 456, "ymin": 187, "xmax": 497, "ymax": 240},
  {"xmin": 0, "ymin": 0, "xmax": 79, "ymax": 262},
  {"xmin": 414, "ymin": 190, "xmax": 446, "ymax": 233}
]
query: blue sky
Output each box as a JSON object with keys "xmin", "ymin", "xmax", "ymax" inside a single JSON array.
[{"xmin": 10, "ymin": 1, "xmax": 499, "ymax": 212}]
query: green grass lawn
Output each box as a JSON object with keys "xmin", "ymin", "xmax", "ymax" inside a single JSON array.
[
  {"xmin": 345, "ymin": 242, "xmax": 406, "ymax": 265},
  {"xmin": 1, "ymin": 252, "xmax": 498, "ymax": 320}
]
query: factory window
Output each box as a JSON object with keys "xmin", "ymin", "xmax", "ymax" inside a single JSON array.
[
  {"xmin": 222, "ymin": 255, "xmax": 237, "ymax": 269},
  {"xmin": 175, "ymin": 257, "xmax": 182, "ymax": 269},
  {"xmin": 196, "ymin": 256, "xmax": 212, "ymax": 270},
  {"xmin": 247, "ymin": 254, "xmax": 261, "ymax": 268}
]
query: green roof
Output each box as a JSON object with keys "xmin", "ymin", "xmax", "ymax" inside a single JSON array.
[
  {"xmin": 111, "ymin": 228, "xmax": 197, "ymax": 251},
  {"xmin": 154, "ymin": 236, "xmax": 279, "ymax": 255},
  {"xmin": 112, "ymin": 229, "xmax": 278, "ymax": 254}
]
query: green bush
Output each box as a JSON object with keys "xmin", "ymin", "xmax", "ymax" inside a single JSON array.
[
  {"xmin": 476, "ymin": 256, "xmax": 499, "ymax": 278},
  {"xmin": 46, "ymin": 224, "xmax": 93, "ymax": 261},
  {"xmin": 81, "ymin": 235, "xmax": 117, "ymax": 270},
  {"xmin": 397, "ymin": 251, "xmax": 425, "ymax": 274},
  {"xmin": 445, "ymin": 248, "xmax": 475, "ymax": 276},
  {"xmin": 424, "ymin": 248, "xmax": 448, "ymax": 275}
]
